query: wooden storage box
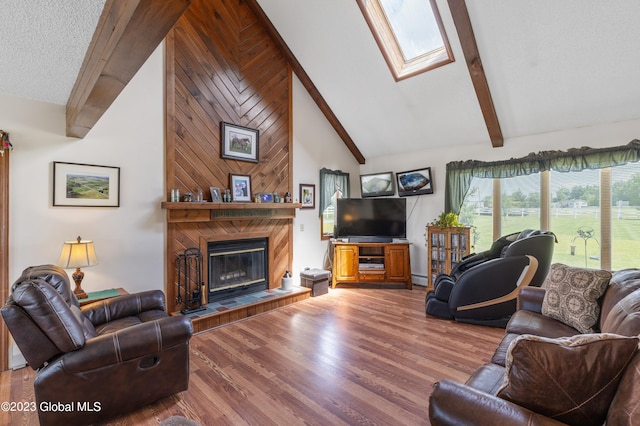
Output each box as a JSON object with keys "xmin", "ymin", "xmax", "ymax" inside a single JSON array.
[{"xmin": 300, "ymin": 269, "xmax": 331, "ymax": 296}]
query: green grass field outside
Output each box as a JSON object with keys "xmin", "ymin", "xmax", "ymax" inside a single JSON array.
[
  {"xmin": 467, "ymin": 208, "xmax": 640, "ymax": 270},
  {"xmin": 66, "ymin": 175, "xmax": 109, "ymax": 199}
]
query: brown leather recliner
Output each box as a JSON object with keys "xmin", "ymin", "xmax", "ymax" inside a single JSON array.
[{"xmin": 1, "ymin": 264, "xmax": 193, "ymax": 426}]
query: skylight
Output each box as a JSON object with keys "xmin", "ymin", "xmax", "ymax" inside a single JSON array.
[
  {"xmin": 380, "ymin": 0, "xmax": 443, "ymax": 60},
  {"xmin": 358, "ymin": 0, "xmax": 454, "ymax": 81}
]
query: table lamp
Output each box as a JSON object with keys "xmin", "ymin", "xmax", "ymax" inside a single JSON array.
[{"xmin": 57, "ymin": 236, "xmax": 98, "ymax": 299}]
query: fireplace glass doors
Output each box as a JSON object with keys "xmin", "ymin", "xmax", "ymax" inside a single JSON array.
[{"xmin": 208, "ymin": 238, "xmax": 268, "ymax": 303}]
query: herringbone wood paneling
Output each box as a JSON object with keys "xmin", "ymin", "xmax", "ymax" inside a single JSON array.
[{"xmin": 165, "ymin": 0, "xmax": 293, "ymax": 313}]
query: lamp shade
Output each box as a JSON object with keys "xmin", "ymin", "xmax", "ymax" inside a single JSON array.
[{"xmin": 57, "ymin": 236, "xmax": 98, "ymax": 269}]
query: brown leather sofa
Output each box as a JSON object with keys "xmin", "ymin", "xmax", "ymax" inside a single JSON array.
[
  {"xmin": 429, "ymin": 267, "xmax": 640, "ymax": 426},
  {"xmin": 1, "ymin": 265, "xmax": 193, "ymax": 425}
]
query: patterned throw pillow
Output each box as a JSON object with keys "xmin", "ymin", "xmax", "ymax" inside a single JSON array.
[
  {"xmin": 497, "ymin": 333, "xmax": 639, "ymax": 426},
  {"xmin": 541, "ymin": 263, "xmax": 611, "ymax": 333}
]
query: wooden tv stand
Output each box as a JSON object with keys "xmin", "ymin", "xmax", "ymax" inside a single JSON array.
[{"xmin": 331, "ymin": 241, "xmax": 412, "ymax": 289}]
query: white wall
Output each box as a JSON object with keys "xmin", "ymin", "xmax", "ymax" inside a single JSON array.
[
  {"xmin": 6, "ymin": 44, "xmax": 165, "ymax": 297},
  {"xmin": 362, "ymin": 118, "xmax": 640, "ymax": 285},
  {"xmin": 291, "ymin": 76, "xmax": 361, "ymax": 281}
]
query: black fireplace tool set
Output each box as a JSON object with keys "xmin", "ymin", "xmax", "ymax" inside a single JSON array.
[{"xmin": 176, "ymin": 247, "xmax": 206, "ymax": 314}]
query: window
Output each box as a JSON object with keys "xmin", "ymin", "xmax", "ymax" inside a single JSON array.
[
  {"xmin": 611, "ymin": 162, "xmax": 640, "ymax": 270},
  {"xmin": 358, "ymin": 0, "xmax": 454, "ymax": 81},
  {"xmin": 550, "ymin": 169, "xmax": 601, "ymax": 269},
  {"xmin": 319, "ymin": 168, "xmax": 350, "ymax": 239},
  {"xmin": 453, "ymin": 141, "xmax": 640, "ymax": 271},
  {"xmin": 500, "ymin": 174, "xmax": 542, "ymax": 238},
  {"xmin": 459, "ymin": 176, "xmax": 492, "ymax": 251},
  {"xmin": 461, "ymin": 174, "xmax": 541, "ymax": 253},
  {"xmin": 462, "ymin": 171, "xmax": 605, "ymax": 269}
]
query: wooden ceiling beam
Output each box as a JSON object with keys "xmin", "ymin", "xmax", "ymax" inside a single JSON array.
[
  {"xmin": 447, "ymin": 0, "xmax": 503, "ymax": 148},
  {"xmin": 244, "ymin": 0, "xmax": 366, "ymax": 164},
  {"xmin": 66, "ymin": 0, "xmax": 192, "ymax": 138}
]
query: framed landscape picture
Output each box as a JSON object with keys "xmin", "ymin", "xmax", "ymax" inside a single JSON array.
[
  {"xmin": 53, "ymin": 162, "xmax": 120, "ymax": 207},
  {"xmin": 221, "ymin": 122, "xmax": 259, "ymax": 162},
  {"xmin": 230, "ymin": 173, "xmax": 252, "ymax": 202},
  {"xmin": 397, "ymin": 167, "xmax": 433, "ymax": 197},
  {"xmin": 360, "ymin": 171, "xmax": 395, "ymax": 197}
]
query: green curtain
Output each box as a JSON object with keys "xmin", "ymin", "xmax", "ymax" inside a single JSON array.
[
  {"xmin": 445, "ymin": 139, "xmax": 640, "ymax": 213},
  {"xmin": 319, "ymin": 168, "xmax": 350, "ymax": 217}
]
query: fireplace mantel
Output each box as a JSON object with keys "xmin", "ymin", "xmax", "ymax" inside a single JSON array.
[{"xmin": 161, "ymin": 202, "xmax": 302, "ymax": 223}]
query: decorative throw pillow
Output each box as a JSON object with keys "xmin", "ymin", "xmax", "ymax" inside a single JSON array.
[
  {"xmin": 497, "ymin": 333, "xmax": 639, "ymax": 426},
  {"xmin": 541, "ymin": 263, "xmax": 611, "ymax": 333}
]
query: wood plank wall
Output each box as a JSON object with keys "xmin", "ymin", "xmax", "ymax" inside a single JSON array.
[{"xmin": 165, "ymin": 0, "xmax": 293, "ymax": 313}]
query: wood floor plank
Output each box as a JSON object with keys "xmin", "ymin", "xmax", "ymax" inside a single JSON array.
[{"xmin": 0, "ymin": 287, "xmax": 504, "ymax": 425}]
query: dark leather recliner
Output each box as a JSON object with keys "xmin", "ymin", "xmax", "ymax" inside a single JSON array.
[
  {"xmin": 437, "ymin": 231, "xmax": 523, "ymax": 282},
  {"xmin": 1, "ymin": 265, "xmax": 193, "ymax": 425},
  {"xmin": 426, "ymin": 230, "xmax": 556, "ymax": 327}
]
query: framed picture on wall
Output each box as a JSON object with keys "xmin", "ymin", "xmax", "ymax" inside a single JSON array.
[
  {"xmin": 360, "ymin": 171, "xmax": 395, "ymax": 197},
  {"xmin": 230, "ymin": 173, "xmax": 251, "ymax": 202},
  {"xmin": 53, "ymin": 162, "xmax": 120, "ymax": 207},
  {"xmin": 221, "ymin": 122, "xmax": 259, "ymax": 163},
  {"xmin": 396, "ymin": 167, "xmax": 433, "ymax": 197},
  {"xmin": 300, "ymin": 184, "xmax": 315, "ymax": 209}
]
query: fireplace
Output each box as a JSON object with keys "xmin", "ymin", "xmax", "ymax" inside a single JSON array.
[{"xmin": 208, "ymin": 238, "xmax": 268, "ymax": 303}]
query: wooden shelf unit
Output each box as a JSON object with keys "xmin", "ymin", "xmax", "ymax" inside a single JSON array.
[
  {"xmin": 332, "ymin": 242, "xmax": 412, "ymax": 289},
  {"xmin": 426, "ymin": 226, "xmax": 473, "ymax": 290}
]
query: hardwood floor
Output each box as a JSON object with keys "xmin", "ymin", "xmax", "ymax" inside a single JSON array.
[{"xmin": 0, "ymin": 287, "xmax": 504, "ymax": 425}]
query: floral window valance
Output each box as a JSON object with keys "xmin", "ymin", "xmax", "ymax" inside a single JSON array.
[{"xmin": 445, "ymin": 139, "xmax": 640, "ymax": 213}]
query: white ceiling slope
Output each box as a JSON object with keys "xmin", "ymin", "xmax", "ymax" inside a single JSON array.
[
  {"xmin": 257, "ymin": 0, "xmax": 640, "ymax": 159},
  {"xmin": 0, "ymin": 0, "xmax": 105, "ymax": 105},
  {"xmin": 2, "ymin": 1, "xmax": 640, "ymax": 161}
]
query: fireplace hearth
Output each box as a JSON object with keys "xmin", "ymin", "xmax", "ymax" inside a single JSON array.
[{"xmin": 208, "ymin": 238, "xmax": 268, "ymax": 303}]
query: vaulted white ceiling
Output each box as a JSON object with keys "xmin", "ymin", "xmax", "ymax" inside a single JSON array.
[
  {"xmin": 257, "ymin": 0, "xmax": 640, "ymax": 160},
  {"xmin": 3, "ymin": 0, "xmax": 640, "ymax": 162}
]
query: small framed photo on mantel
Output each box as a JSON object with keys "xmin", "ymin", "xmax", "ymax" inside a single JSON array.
[
  {"xmin": 221, "ymin": 122, "xmax": 259, "ymax": 163},
  {"xmin": 230, "ymin": 173, "xmax": 252, "ymax": 202},
  {"xmin": 210, "ymin": 187, "xmax": 222, "ymax": 203}
]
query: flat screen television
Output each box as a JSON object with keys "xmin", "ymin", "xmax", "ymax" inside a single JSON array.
[{"xmin": 334, "ymin": 198, "xmax": 406, "ymax": 242}]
